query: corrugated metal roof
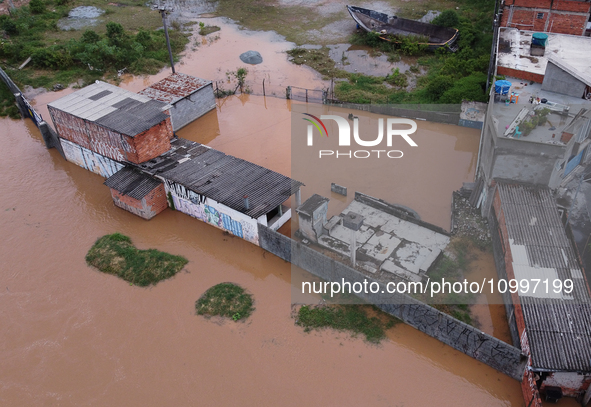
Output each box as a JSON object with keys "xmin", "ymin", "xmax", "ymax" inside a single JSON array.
[
  {"xmin": 138, "ymin": 73, "xmax": 211, "ymax": 104},
  {"xmin": 104, "ymin": 167, "xmax": 162, "ymax": 200},
  {"xmin": 497, "ymin": 182, "xmax": 591, "ymax": 372},
  {"xmin": 134, "ymin": 138, "xmax": 304, "ymax": 219},
  {"xmin": 48, "ymin": 81, "xmax": 170, "ymax": 137}
]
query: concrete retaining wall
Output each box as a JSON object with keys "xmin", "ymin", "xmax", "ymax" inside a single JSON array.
[
  {"xmin": 326, "ymin": 101, "xmax": 462, "ymax": 126},
  {"xmin": 258, "ymin": 223, "xmax": 528, "ymax": 381}
]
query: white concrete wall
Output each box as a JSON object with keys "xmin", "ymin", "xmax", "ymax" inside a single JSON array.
[{"xmin": 60, "ymin": 138, "xmax": 123, "ymax": 178}]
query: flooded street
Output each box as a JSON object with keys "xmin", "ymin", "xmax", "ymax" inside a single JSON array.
[{"xmin": 1, "ymin": 13, "xmax": 526, "ymax": 407}]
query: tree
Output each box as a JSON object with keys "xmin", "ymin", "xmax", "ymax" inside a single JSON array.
[{"xmin": 432, "ymin": 10, "xmax": 459, "ymax": 28}]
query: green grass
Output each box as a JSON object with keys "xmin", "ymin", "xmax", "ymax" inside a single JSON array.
[
  {"xmin": 85, "ymin": 233, "xmax": 188, "ymax": 286},
  {"xmin": 198, "ymin": 25, "xmax": 220, "ymax": 36},
  {"xmin": 296, "ymin": 304, "xmax": 399, "ymax": 343},
  {"xmin": 195, "ymin": 283, "xmax": 255, "ymax": 321},
  {"xmin": 286, "ymin": 47, "xmax": 348, "ymax": 79},
  {"xmin": 0, "ymin": 0, "xmax": 190, "ymax": 111}
]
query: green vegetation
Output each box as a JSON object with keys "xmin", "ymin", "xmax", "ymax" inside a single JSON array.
[
  {"xmin": 0, "ymin": 81, "xmax": 20, "ymax": 118},
  {"xmin": 0, "ymin": 0, "xmax": 190, "ymax": 110},
  {"xmin": 296, "ymin": 304, "xmax": 399, "ymax": 343},
  {"xmin": 519, "ymin": 107, "xmax": 550, "ymax": 136},
  {"xmin": 85, "ymin": 233, "xmax": 188, "ymax": 286},
  {"xmin": 198, "ymin": 22, "xmax": 220, "ymax": 36},
  {"xmin": 195, "ymin": 283, "xmax": 255, "ymax": 321},
  {"xmin": 287, "ymin": 0, "xmax": 494, "ymax": 105}
]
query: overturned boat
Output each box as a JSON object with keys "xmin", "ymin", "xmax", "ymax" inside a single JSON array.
[{"xmin": 347, "ymin": 6, "xmax": 459, "ymax": 52}]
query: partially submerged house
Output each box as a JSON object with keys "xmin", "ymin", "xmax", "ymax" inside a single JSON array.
[
  {"xmin": 47, "ymin": 78, "xmax": 302, "ymax": 246},
  {"xmin": 104, "ymin": 167, "xmax": 168, "ymax": 220},
  {"xmin": 48, "ymin": 81, "xmax": 173, "ymax": 168},
  {"xmin": 489, "ymin": 182, "xmax": 591, "ymax": 405},
  {"xmin": 297, "ymin": 192, "xmax": 449, "ymax": 280},
  {"xmin": 138, "ymin": 72, "xmax": 216, "ymax": 131},
  {"xmin": 133, "ymin": 138, "xmax": 303, "ymax": 245}
]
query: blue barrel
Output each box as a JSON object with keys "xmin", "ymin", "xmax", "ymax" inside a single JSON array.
[
  {"xmin": 532, "ymin": 33, "xmax": 548, "ymax": 46},
  {"xmin": 495, "ymin": 80, "xmax": 512, "ymax": 95}
]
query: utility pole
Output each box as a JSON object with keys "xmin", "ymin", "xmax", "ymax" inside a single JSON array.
[{"xmin": 155, "ymin": 2, "xmax": 175, "ymax": 74}]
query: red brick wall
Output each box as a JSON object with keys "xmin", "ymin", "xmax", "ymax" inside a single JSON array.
[
  {"xmin": 501, "ymin": 0, "xmax": 590, "ymax": 35},
  {"xmin": 497, "ymin": 66, "xmax": 545, "ymax": 83},
  {"xmin": 493, "ymin": 188, "xmax": 543, "ymax": 407},
  {"xmin": 109, "ymin": 183, "xmax": 168, "ymax": 220},
  {"xmin": 49, "ymin": 108, "xmax": 173, "ymax": 164},
  {"xmin": 505, "ymin": 0, "xmax": 590, "ymax": 11},
  {"xmin": 131, "ymin": 117, "xmax": 173, "ymax": 164}
]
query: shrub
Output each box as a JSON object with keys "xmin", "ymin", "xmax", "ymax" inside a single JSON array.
[
  {"xmin": 29, "ymin": 0, "xmax": 46, "ymax": 14},
  {"xmin": 432, "ymin": 10, "xmax": 459, "ymax": 28}
]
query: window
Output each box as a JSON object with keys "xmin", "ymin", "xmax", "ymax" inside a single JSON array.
[{"xmin": 537, "ymin": 12, "xmax": 544, "ymax": 19}]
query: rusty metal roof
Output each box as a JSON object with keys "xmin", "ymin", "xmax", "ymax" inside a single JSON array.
[
  {"xmin": 138, "ymin": 73, "xmax": 211, "ymax": 104},
  {"xmin": 104, "ymin": 167, "xmax": 162, "ymax": 200},
  {"xmin": 48, "ymin": 81, "xmax": 170, "ymax": 137},
  {"xmin": 134, "ymin": 138, "xmax": 304, "ymax": 219},
  {"xmin": 496, "ymin": 182, "xmax": 591, "ymax": 373}
]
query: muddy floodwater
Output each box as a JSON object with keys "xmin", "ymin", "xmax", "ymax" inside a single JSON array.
[{"xmin": 2, "ymin": 16, "xmax": 526, "ymax": 407}]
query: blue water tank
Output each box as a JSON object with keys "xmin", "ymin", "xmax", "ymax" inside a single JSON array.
[{"xmin": 495, "ymin": 80, "xmax": 512, "ymax": 95}]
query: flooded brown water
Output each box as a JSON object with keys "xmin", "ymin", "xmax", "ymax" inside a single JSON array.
[
  {"xmin": 3, "ymin": 17, "xmax": 526, "ymax": 407},
  {"xmin": 1, "ymin": 115, "xmax": 522, "ymax": 406}
]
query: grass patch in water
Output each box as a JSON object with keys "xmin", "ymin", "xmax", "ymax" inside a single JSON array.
[
  {"xmin": 198, "ymin": 25, "xmax": 220, "ymax": 36},
  {"xmin": 85, "ymin": 233, "xmax": 188, "ymax": 286},
  {"xmin": 296, "ymin": 304, "xmax": 399, "ymax": 343},
  {"xmin": 195, "ymin": 283, "xmax": 255, "ymax": 321}
]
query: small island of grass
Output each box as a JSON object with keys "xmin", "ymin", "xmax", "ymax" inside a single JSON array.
[
  {"xmin": 195, "ymin": 283, "xmax": 254, "ymax": 322},
  {"xmin": 296, "ymin": 304, "xmax": 399, "ymax": 344},
  {"xmin": 85, "ymin": 233, "xmax": 188, "ymax": 286}
]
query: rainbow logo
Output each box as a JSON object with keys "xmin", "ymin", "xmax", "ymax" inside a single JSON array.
[{"xmin": 302, "ymin": 113, "xmax": 328, "ymax": 138}]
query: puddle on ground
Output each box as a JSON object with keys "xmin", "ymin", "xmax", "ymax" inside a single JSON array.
[
  {"xmin": 57, "ymin": 6, "xmax": 105, "ymax": 31},
  {"xmin": 328, "ymin": 43, "xmax": 418, "ymax": 77},
  {"xmin": 8, "ymin": 12, "xmax": 525, "ymax": 407}
]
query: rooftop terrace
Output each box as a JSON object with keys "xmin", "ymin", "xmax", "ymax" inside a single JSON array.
[
  {"xmin": 491, "ymin": 78, "xmax": 591, "ymax": 144},
  {"xmin": 498, "ymin": 28, "xmax": 591, "ymax": 85}
]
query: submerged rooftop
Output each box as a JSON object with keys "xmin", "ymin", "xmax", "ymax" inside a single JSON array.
[
  {"xmin": 318, "ymin": 193, "xmax": 450, "ymax": 280},
  {"xmin": 134, "ymin": 138, "xmax": 303, "ymax": 219},
  {"xmin": 496, "ymin": 183, "xmax": 591, "ymax": 372},
  {"xmin": 48, "ymin": 81, "xmax": 170, "ymax": 137},
  {"xmin": 138, "ymin": 72, "xmax": 211, "ymax": 105}
]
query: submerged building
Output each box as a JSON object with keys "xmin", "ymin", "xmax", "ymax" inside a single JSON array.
[
  {"xmin": 138, "ymin": 72, "xmax": 216, "ymax": 131},
  {"xmin": 46, "ymin": 76, "xmax": 302, "ymax": 246}
]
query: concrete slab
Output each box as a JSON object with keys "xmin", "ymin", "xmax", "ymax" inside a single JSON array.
[
  {"xmin": 344, "ymin": 200, "xmax": 392, "ymax": 228},
  {"xmin": 329, "ymin": 223, "xmax": 374, "ymax": 245},
  {"xmin": 318, "ymin": 234, "xmax": 350, "ymax": 257},
  {"xmin": 381, "ymin": 260, "xmax": 423, "ymax": 282},
  {"xmin": 393, "ymin": 241, "xmax": 431, "ymax": 274},
  {"xmin": 361, "ymin": 232, "xmax": 401, "ymax": 263}
]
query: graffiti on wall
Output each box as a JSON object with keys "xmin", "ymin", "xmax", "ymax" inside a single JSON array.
[
  {"xmin": 170, "ymin": 193, "xmax": 259, "ymax": 245},
  {"xmin": 60, "ymin": 138, "xmax": 123, "ymax": 178},
  {"xmin": 90, "ymin": 139, "xmax": 125, "ymax": 161},
  {"xmin": 164, "ymin": 180, "xmax": 205, "ymax": 204}
]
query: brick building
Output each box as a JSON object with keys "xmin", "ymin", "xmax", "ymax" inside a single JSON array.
[
  {"xmin": 489, "ymin": 182, "xmax": 591, "ymax": 405},
  {"xmin": 138, "ymin": 72, "xmax": 216, "ymax": 131},
  {"xmin": 48, "ymin": 81, "xmax": 173, "ymax": 165},
  {"xmin": 104, "ymin": 167, "xmax": 168, "ymax": 220},
  {"xmin": 500, "ymin": 0, "xmax": 591, "ymax": 36}
]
